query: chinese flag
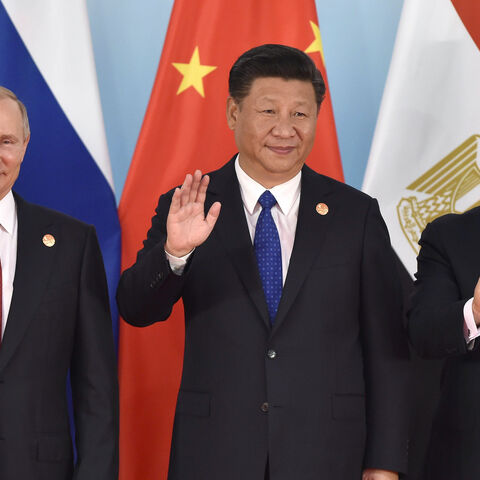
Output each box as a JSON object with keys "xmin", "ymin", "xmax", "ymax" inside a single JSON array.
[{"xmin": 118, "ymin": 1, "xmax": 343, "ymax": 478}]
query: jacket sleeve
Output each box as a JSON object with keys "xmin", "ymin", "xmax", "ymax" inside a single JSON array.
[
  {"xmin": 116, "ymin": 190, "xmax": 188, "ymax": 326},
  {"xmin": 71, "ymin": 226, "xmax": 119, "ymax": 480},
  {"xmin": 408, "ymin": 219, "xmax": 469, "ymax": 359},
  {"xmin": 360, "ymin": 199, "xmax": 411, "ymax": 475}
]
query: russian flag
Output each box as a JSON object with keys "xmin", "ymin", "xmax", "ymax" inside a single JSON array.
[{"xmin": 0, "ymin": 0, "xmax": 121, "ymax": 336}]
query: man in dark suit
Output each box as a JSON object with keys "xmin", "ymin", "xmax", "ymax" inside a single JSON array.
[
  {"xmin": 408, "ymin": 207, "xmax": 480, "ymax": 479},
  {"xmin": 0, "ymin": 86, "xmax": 118, "ymax": 479},
  {"xmin": 117, "ymin": 44, "xmax": 410, "ymax": 480}
]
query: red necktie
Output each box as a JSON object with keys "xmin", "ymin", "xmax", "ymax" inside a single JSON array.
[{"xmin": 0, "ymin": 258, "xmax": 3, "ymax": 347}]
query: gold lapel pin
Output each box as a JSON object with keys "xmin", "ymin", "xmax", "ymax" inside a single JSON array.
[
  {"xmin": 42, "ymin": 234, "xmax": 55, "ymax": 247},
  {"xmin": 316, "ymin": 203, "xmax": 329, "ymax": 216}
]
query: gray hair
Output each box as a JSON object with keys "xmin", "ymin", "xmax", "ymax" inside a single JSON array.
[{"xmin": 0, "ymin": 86, "xmax": 30, "ymax": 140}]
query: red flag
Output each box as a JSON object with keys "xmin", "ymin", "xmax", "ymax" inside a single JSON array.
[{"xmin": 118, "ymin": 1, "xmax": 343, "ymax": 478}]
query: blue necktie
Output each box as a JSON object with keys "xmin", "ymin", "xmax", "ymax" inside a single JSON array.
[{"xmin": 254, "ymin": 191, "xmax": 282, "ymax": 325}]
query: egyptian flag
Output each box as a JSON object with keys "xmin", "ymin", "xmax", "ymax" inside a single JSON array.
[
  {"xmin": 0, "ymin": 0, "xmax": 120, "ymax": 335},
  {"xmin": 119, "ymin": 1, "xmax": 343, "ymax": 478},
  {"xmin": 364, "ymin": 0, "xmax": 480, "ymax": 277},
  {"xmin": 363, "ymin": 1, "xmax": 480, "ymax": 477}
]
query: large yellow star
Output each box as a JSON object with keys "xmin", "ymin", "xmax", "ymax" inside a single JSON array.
[
  {"xmin": 305, "ymin": 21, "xmax": 325, "ymax": 65},
  {"xmin": 172, "ymin": 47, "xmax": 217, "ymax": 97}
]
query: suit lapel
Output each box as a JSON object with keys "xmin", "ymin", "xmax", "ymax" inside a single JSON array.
[
  {"xmin": 205, "ymin": 160, "xmax": 337, "ymax": 333},
  {"xmin": 207, "ymin": 159, "xmax": 270, "ymax": 329},
  {"xmin": 0, "ymin": 194, "xmax": 58, "ymax": 372},
  {"xmin": 272, "ymin": 166, "xmax": 335, "ymax": 335}
]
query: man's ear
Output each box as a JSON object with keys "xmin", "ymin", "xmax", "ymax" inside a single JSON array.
[
  {"xmin": 20, "ymin": 134, "xmax": 30, "ymax": 163},
  {"xmin": 226, "ymin": 97, "xmax": 239, "ymax": 130}
]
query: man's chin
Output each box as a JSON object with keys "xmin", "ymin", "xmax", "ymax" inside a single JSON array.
[{"xmin": 263, "ymin": 156, "xmax": 303, "ymax": 174}]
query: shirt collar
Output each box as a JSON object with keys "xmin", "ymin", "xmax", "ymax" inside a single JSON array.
[
  {"xmin": 234, "ymin": 156, "xmax": 301, "ymax": 215},
  {"xmin": 0, "ymin": 190, "xmax": 16, "ymax": 234}
]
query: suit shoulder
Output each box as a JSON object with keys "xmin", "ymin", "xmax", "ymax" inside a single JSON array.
[
  {"xmin": 29, "ymin": 203, "xmax": 92, "ymax": 230},
  {"xmin": 419, "ymin": 207, "xmax": 480, "ymax": 253},
  {"xmin": 303, "ymin": 165, "xmax": 373, "ymax": 205},
  {"xmin": 427, "ymin": 205, "xmax": 480, "ymax": 231},
  {"xmin": 15, "ymin": 193, "xmax": 94, "ymax": 233}
]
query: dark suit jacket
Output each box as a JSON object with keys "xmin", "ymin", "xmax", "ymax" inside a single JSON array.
[
  {"xmin": 117, "ymin": 158, "xmax": 410, "ymax": 479},
  {"xmin": 0, "ymin": 193, "xmax": 118, "ymax": 480},
  {"xmin": 408, "ymin": 206, "xmax": 480, "ymax": 480}
]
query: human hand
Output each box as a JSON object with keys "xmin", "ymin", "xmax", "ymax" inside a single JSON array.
[
  {"xmin": 165, "ymin": 170, "xmax": 221, "ymax": 257},
  {"xmin": 473, "ymin": 277, "xmax": 480, "ymax": 326},
  {"xmin": 362, "ymin": 469, "xmax": 398, "ymax": 480}
]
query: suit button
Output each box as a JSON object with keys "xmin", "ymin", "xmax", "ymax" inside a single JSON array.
[
  {"xmin": 260, "ymin": 402, "xmax": 269, "ymax": 413},
  {"xmin": 267, "ymin": 349, "xmax": 277, "ymax": 359}
]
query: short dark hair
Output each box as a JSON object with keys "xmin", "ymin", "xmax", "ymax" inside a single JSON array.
[{"xmin": 228, "ymin": 44, "xmax": 326, "ymax": 108}]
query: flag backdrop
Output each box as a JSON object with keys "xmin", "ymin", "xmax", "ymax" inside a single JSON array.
[
  {"xmin": 0, "ymin": 0, "xmax": 121, "ymax": 334},
  {"xmin": 119, "ymin": 0, "xmax": 343, "ymax": 478},
  {"xmin": 363, "ymin": 0, "xmax": 480, "ymax": 276}
]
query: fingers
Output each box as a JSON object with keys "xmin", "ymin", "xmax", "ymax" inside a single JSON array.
[
  {"xmin": 362, "ymin": 470, "xmax": 398, "ymax": 480},
  {"xmin": 169, "ymin": 187, "xmax": 181, "ymax": 215},
  {"xmin": 205, "ymin": 201, "xmax": 221, "ymax": 229},
  {"xmin": 179, "ymin": 173, "xmax": 193, "ymax": 208},
  {"xmin": 473, "ymin": 277, "xmax": 480, "ymax": 325},
  {"xmin": 196, "ymin": 174, "xmax": 210, "ymax": 205},
  {"xmin": 179, "ymin": 170, "xmax": 207, "ymax": 207},
  {"xmin": 173, "ymin": 170, "xmax": 210, "ymax": 215},
  {"xmin": 189, "ymin": 170, "xmax": 203, "ymax": 203}
]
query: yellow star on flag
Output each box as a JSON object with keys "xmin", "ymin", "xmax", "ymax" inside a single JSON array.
[
  {"xmin": 172, "ymin": 46, "xmax": 217, "ymax": 97},
  {"xmin": 305, "ymin": 21, "xmax": 325, "ymax": 65}
]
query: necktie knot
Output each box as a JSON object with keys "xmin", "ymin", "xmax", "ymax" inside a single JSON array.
[{"xmin": 258, "ymin": 190, "xmax": 277, "ymax": 210}]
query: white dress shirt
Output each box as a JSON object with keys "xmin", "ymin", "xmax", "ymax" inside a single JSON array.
[
  {"xmin": 0, "ymin": 190, "xmax": 18, "ymax": 339},
  {"xmin": 234, "ymin": 156, "xmax": 301, "ymax": 284},
  {"xmin": 167, "ymin": 156, "xmax": 301, "ymax": 283},
  {"xmin": 463, "ymin": 297, "xmax": 480, "ymax": 348}
]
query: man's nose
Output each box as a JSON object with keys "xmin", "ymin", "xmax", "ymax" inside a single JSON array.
[{"xmin": 271, "ymin": 115, "xmax": 295, "ymax": 137}]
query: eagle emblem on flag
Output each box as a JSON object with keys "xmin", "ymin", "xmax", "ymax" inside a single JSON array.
[{"xmin": 397, "ymin": 134, "xmax": 480, "ymax": 253}]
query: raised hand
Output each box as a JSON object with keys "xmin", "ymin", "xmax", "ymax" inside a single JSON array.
[
  {"xmin": 362, "ymin": 469, "xmax": 398, "ymax": 480},
  {"xmin": 473, "ymin": 277, "xmax": 480, "ymax": 326},
  {"xmin": 165, "ymin": 170, "xmax": 221, "ymax": 257}
]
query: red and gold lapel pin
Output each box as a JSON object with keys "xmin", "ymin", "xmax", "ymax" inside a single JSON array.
[
  {"xmin": 42, "ymin": 234, "xmax": 56, "ymax": 247},
  {"xmin": 315, "ymin": 203, "xmax": 329, "ymax": 216}
]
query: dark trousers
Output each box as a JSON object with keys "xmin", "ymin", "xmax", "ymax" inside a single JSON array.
[{"xmin": 265, "ymin": 458, "xmax": 269, "ymax": 480}]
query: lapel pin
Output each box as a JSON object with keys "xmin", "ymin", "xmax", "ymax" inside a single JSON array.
[
  {"xmin": 316, "ymin": 203, "xmax": 329, "ymax": 216},
  {"xmin": 42, "ymin": 234, "xmax": 55, "ymax": 247}
]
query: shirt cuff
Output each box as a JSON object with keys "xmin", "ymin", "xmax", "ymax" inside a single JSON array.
[
  {"xmin": 165, "ymin": 248, "xmax": 194, "ymax": 275},
  {"xmin": 464, "ymin": 298, "xmax": 480, "ymax": 348}
]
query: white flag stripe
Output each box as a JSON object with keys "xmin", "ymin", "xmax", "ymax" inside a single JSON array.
[
  {"xmin": 364, "ymin": 0, "xmax": 480, "ymax": 276},
  {"xmin": 2, "ymin": 0, "xmax": 113, "ymax": 190}
]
